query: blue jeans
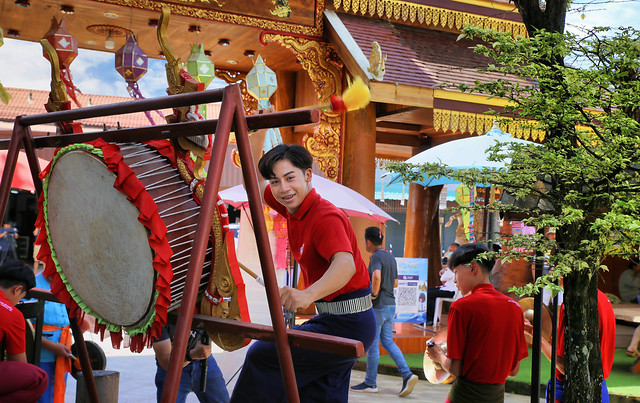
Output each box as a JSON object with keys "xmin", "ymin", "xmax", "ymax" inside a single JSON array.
[
  {"xmin": 155, "ymin": 356, "xmax": 229, "ymax": 403},
  {"xmin": 230, "ymin": 288, "xmax": 376, "ymax": 403},
  {"xmin": 546, "ymin": 378, "xmax": 609, "ymax": 403},
  {"xmin": 365, "ymin": 305, "xmax": 412, "ymax": 386}
]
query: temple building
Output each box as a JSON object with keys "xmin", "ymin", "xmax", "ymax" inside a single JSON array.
[{"xmin": 0, "ymin": 0, "xmax": 533, "ymax": 286}]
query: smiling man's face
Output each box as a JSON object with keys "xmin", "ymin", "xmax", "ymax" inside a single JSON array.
[{"xmin": 268, "ymin": 159, "xmax": 312, "ymax": 214}]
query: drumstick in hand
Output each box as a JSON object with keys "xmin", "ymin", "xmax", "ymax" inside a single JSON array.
[{"xmin": 237, "ymin": 261, "xmax": 265, "ymax": 286}]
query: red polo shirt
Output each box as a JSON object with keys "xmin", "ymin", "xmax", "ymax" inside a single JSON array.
[
  {"xmin": 556, "ymin": 289, "xmax": 616, "ymax": 380},
  {"xmin": 265, "ymin": 186, "xmax": 370, "ymax": 301},
  {"xmin": 0, "ymin": 292, "xmax": 26, "ymax": 354},
  {"xmin": 447, "ymin": 283, "xmax": 528, "ymax": 384}
]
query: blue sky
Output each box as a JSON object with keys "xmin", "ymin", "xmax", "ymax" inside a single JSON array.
[{"xmin": 0, "ymin": 2, "xmax": 639, "ymax": 98}]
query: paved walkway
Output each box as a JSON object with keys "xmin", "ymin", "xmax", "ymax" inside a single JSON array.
[{"xmin": 62, "ymin": 268, "xmax": 538, "ymax": 402}]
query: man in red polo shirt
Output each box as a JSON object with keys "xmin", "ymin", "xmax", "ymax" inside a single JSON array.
[
  {"xmin": 0, "ymin": 259, "xmax": 49, "ymax": 401},
  {"xmin": 427, "ymin": 243, "xmax": 528, "ymax": 402},
  {"xmin": 230, "ymin": 144, "xmax": 376, "ymax": 402},
  {"xmin": 525, "ymin": 286, "xmax": 615, "ymax": 402}
]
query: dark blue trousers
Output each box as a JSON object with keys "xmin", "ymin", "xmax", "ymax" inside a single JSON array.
[{"xmin": 230, "ymin": 289, "xmax": 376, "ymax": 403}]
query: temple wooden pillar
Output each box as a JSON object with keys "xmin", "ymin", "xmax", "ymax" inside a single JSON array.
[
  {"xmin": 342, "ymin": 102, "xmax": 376, "ymax": 262},
  {"xmin": 275, "ymin": 70, "xmax": 296, "ymax": 144},
  {"xmin": 404, "ymin": 184, "xmax": 443, "ymax": 287}
]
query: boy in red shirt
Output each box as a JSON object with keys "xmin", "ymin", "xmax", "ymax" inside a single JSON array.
[
  {"xmin": 230, "ymin": 144, "xmax": 376, "ymax": 402},
  {"xmin": 0, "ymin": 259, "xmax": 48, "ymax": 401},
  {"xmin": 427, "ymin": 243, "xmax": 528, "ymax": 402}
]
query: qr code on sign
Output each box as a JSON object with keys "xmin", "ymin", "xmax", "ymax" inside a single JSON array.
[{"xmin": 395, "ymin": 286, "xmax": 418, "ymax": 307}]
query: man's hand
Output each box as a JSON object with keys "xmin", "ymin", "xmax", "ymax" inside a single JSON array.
[
  {"xmin": 50, "ymin": 342, "xmax": 72, "ymax": 358},
  {"xmin": 189, "ymin": 340, "xmax": 212, "ymax": 361},
  {"xmin": 426, "ymin": 342, "xmax": 446, "ymax": 366},
  {"xmin": 279, "ymin": 286, "xmax": 314, "ymax": 312}
]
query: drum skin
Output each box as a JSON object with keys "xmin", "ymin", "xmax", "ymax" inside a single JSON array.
[
  {"xmin": 47, "ymin": 150, "xmax": 156, "ymax": 328},
  {"xmin": 43, "ymin": 142, "xmax": 210, "ymax": 333}
]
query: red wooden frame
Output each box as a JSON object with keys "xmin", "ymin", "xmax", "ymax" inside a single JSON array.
[{"xmin": 0, "ymin": 85, "xmax": 363, "ymax": 403}]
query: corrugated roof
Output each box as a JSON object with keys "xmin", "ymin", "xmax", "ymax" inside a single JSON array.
[
  {"xmin": 0, "ymin": 87, "xmax": 220, "ymax": 129},
  {"xmin": 338, "ymin": 12, "xmax": 516, "ymax": 90}
]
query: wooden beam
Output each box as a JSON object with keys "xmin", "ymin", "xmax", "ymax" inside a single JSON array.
[
  {"xmin": 376, "ymin": 121, "xmax": 422, "ymax": 135},
  {"xmin": 192, "ymin": 314, "xmax": 365, "ymax": 358},
  {"xmin": 376, "ymin": 132, "xmax": 426, "ymax": 147},
  {"xmin": 370, "ymin": 82, "xmax": 434, "ymax": 108}
]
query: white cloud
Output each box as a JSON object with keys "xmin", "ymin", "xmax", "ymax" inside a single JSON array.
[{"xmin": 0, "ymin": 38, "xmax": 170, "ymax": 98}]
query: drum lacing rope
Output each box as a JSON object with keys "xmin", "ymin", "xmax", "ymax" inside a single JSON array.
[
  {"xmin": 153, "ymin": 192, "xmax": 193, "ymax": 206},
  {"xmin": 138, "ymin": 172, "xmax": 183, "ymax": 189},
  {"xmin": 159, "ymin": 204, "xmax": 200, "ymax": 218},
  {"xmin": 171, "ymin": 271, "xmax": 211, "ymax": 294},
  {"xmin": 164, "ymin": 212, "xmax": 201, "ymax": 229},
  {"xmin": 170, "ymin": 257, "xmax": 212, "ymax": 275},
  {"xmin": 126, "ymin": 154, "xmax": 167, "ymax": 168},
  {"xmin": 171, "ymin": 270, "xmax": 211, "ymax": 287},
  {"xmin": 169, "ymin": 229, "xmax": 197, "ymax": 245},
  {"xmin": 157, "ymin": 195, "xmax": 193, "ymax": 214},
  {"xmin": 170, "ymin": 244, "xmax": 211, "ymax": 263},
  {"xmin": 166, "ymin": 223, "xmax": 198, "ymax": 235}
]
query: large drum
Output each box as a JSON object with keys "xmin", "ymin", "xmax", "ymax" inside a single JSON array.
[{"xmin": 37, "ymin": 140, "xmax": 219, "ymax": 350}]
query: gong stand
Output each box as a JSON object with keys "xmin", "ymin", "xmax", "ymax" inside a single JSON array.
[{"xmin": 0, "ymin": 85, "xmax": 364, "ymax": 403}]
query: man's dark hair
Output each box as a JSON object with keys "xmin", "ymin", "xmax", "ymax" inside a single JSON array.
[
  {"xmin": 258, "ymin": 144, "xmax": 313, "ymax": 180},
  {"xmin": 364, "ymin": 226, "xmax": 383, "ymax": 246},
  {"xmin": 448, "ymin": 243, "xmax": 495, "ymax": 273},
  {"xmin": 0, "ymin": 259, "xmax": 36, "ymax": 292}
]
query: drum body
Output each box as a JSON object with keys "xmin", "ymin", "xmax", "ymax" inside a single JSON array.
[{"xmin": 41, "ymin": 141, "xmax": 211, "ymax": 337}]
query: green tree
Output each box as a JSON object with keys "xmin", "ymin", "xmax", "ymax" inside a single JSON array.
[{"xmin": 388, "ymin": 17, "xmax": 640, "ymax": 403}]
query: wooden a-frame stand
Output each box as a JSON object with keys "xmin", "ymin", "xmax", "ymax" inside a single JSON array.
[{"xmin": 0, "ymin": 85, "xmax": 365, "ymax": 403}]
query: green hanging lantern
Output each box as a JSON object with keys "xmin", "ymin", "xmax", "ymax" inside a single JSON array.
[
  {"xmin": 185, "ymin": 43, "xmax": 215, "ymax": 88},
  {"xmin": 0, "ymin": 27, "xmax": 11, "ymax": 105},
  {"xmin": 246, "ymin": 55, "xmax": 277, "ymax": 109}
]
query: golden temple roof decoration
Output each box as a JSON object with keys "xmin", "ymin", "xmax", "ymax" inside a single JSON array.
[
  {"xmin": 433, "ymin": 109, "xmax": 545, "ymax": 141},
  {"xmin": 333, "ymin": 0, "xmax": 527, "ymax": 37}
]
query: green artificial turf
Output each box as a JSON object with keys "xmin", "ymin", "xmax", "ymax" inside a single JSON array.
[{"xmin": 361, "ymin": 349, "xmax": 640, "ymax": 397}]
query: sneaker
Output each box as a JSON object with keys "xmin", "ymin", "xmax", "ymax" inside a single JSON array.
[
  {"xmin": 351, "ymin": 382, "xmax": 378, "ymax": 393},
  {"xmin": 398, "ymin": 374, "xmax": 419, "ymax": 397}
]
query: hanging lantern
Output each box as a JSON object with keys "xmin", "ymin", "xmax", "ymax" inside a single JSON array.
[
  {"xmin": 115, "ymin": 34, "xmax": 148, "ymax": 83},
  {"xmin": 115, "ymin": 33, "xmax": 162, "ymax": 125},
  {"xmin": 185, "ymin": 43, "xmax": 215, "ymax": 88},
  {"xmin": 246, "ymin": 55, "xmax": 282, "ymax": 153},
  {"xmin": 42, "ymin": 17, "xmax": 81, "ymax": 107},
  {"xmin": 246, "ymin": 55, "xmax": 277, "ymax": 109},
  {"xmin": 43, "ymin": 17, "xmax": 78, "ymax": 68},
  {"xmin": 0, "ymin": 27, "xmax": 11, "ymax": 105}
]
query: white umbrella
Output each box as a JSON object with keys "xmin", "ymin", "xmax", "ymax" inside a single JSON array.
[
  {"xmin": 391, "ymin": 122, "xmax": 536, "ymax": 187},
  {"xmin": 220, "ymin": 174, "xmax": 398, "ymax": 224}
]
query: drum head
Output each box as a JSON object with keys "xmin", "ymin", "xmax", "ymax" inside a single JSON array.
[{"xmin": 46, "ymin": 150, "xmax": 156, "ymax": 328}]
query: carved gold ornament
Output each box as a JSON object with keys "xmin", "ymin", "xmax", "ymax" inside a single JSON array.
[
  {"xmin": 433, "ymin": 109, "xmax": 545, "ymax": 141},
  {"xmin": 262, "ymin": 33, "xmax": 344, "ymax": 181},
  {"xmin": 333, "ymin": 0, "xmax": 527, "ymax": 37},
  {"xmin": 97, "ymin": 0, "xmax": 325, "ymax": 36}
]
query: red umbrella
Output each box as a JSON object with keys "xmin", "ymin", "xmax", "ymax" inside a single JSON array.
[
  {"xmin": 0, "ymin": 150, "xmax": 48, "ymax": 192},
  {"xmin": 220, "ymin": 174, "xmax": 398, "ymax": 224}
]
